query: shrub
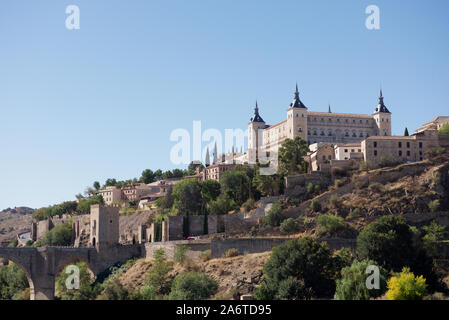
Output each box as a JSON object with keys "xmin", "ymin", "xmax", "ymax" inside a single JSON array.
[
  {"xmin": 169, "ymin": 271, "xmax": 217, "ymax": 300},
  {"xmin": 368, "ymin": 182, "xmax": 384, "ymax": 193},
  {"xmin": 175, "ymin": 244, "xmax": 189, "ymax": 265},
  {"xmin": 347, "ymin": 208, "xmax": 361, "ymax": 220},
  {"xmin": 254, "ymin": 237, "xmax": 336, "ymax": 299},
  {"xmin": 7, "ymin": 238, "xmax": 18, "ymax": 248},
  {"xmin": 306, "ymin": 183, "xmax": 315, "ymax": 195},
  {"xmin": 316, "ymin": 214, "xmax": 347, "ymax": 236},
  {"xmin": 38, "ymin": 223, "xmax": 72, "ymax": 246},
  {"xmin": 334, "ymin": 179, "xmax": 343, "ymax": 188},
  {"xmin": 0, "ymin": 262, "xmax": 29, "ymax": 300},
  {"xmin": 263, "ymin": 201, "xmax": 284, "ymax": 227},
  {"xmin": 275, "ymin": 277, "xmax": 313, "ymax": 300},
  {"xmin": 334, "ymin": 259, "xmax": 388, "ymax": 300},
  {"xmin": 422, "ymin": 221, "xmax": 445, "ymax": 257},
  {"xmin": 209, "ymin": 194, "xmax": 238, "ymax": 215},
  {"xmin": 428, "ymin": 199, "xmax": 440, "ymax": 213},
  {"xmin": 332, "ymin": 248, "xmax": 355, "ymax": 274},
  {"xmin": 146, "ymin": 249, "xmax": 174, "ymax": 295},
  {"xmin": 329, "ymin": 194, "xmax": 343, "ymax": 210},
  {"xmin": 356, "ymin": 215, "xmax": 430, "ymax": 274},
  {"xmin": 438, "ymin": 123, "xmax": 449, "ymax": 135},
  {"xmin": 224, "ymin": 248, "xmax": 240, "ymax": 258},
  {"xmin": 280, "ymin": 218, "xmax": 299, "ymax": 234},
  {"xmin": 199, "ymin": 250, "xmax": 211, "ymax": 262},
  {"xmin": 56, "ymin": 262, "xmax": 99, "ymax": 300},
  {"xmin": 379, "ymin": 155, "xmax": 404, "ymax": 168},
  {"xmin": 359, "ymin": 161, "xmax": 371, "ymax": 172},
  {"xmin": 97, "ymin": 278, "xmax": 131, "ymax": 300},
  {"xmin": 386, "ymin": 267, "xmax": 427, "ymax": 300},
  {"xmin": 310, "ymin": 200, "xmax": 321, "ymax": 213},
  {"xmin": 242, "ymin": 198, "xmax": 256, "ymax": 212}
]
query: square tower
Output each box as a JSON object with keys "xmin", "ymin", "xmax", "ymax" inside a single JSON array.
[
  {"xmin": 286, "ymin": 84, "xmax": 308, "ymax": 142},
  {"xmin": 89, "ymin": 204, "xmax": 119, "ymax": 249},
  {"xmin": 372, "ymin": 90, "xmax": 392, "ymax": 136}
]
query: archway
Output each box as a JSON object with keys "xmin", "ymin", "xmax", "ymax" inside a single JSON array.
[{"xmin": 0, "ymin": 255, "xmax": 34, "ymax": 300}]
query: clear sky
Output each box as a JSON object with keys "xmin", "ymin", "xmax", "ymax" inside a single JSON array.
[{"xmin": 1, "ymin": 0, "xmax": 448, "ymax": 209}]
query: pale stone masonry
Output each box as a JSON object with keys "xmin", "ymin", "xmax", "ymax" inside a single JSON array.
[{"xmin": 248, "ymin": 85, "xmax": 391, "ymax": 160}]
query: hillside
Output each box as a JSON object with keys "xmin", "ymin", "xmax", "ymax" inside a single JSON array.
[{"xmin": 0, "ymin": 207, "xmax": 34, "ymax": 243}]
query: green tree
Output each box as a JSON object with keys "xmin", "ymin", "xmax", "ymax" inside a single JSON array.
[
  {"xmin": 438, "ymin": 123, "xmax": 449, "ymax": 135},
  {"xmin": 277, "ymin": 136, "xmax": 309, "ymax": 176},
  {"xmin": 280, "ymin": 218, "xmax": 299, "ymax": 234},
  {"xmin": 209, "ymin": 194, "xmax": 238, "ymax": 215},
  {"xmin": 200, "ymin": 180, "xmax": 221, "ymax": 204},
  {"xmin": 334, "ymin": 259, "xmax": 388, "ymax": 300},
  {"xmin": 404, "ymin": 127, "xmax": 409, "ymax": 136},
  {"xmin": 146, "ymin": 249, "xmax": 174, "ymax": 295},
  {"xmin": 254, "ymin": 237, "xmax": 336, "ymax": 299},
  {"xmin": 263, "ymin": 200, "xmax": 284, "ymax": 227},
  {"xmin": 156, "ymin": 185, "xmax": 175, "ymax": 210},
  {"xmin": 173, "ymin": 179, "xmax": 203, "ymax": 216},
  {"xmin": 76, "ymin": 195, "xmax": 104, "ymax": 215},
  {"xmin": 220, "ymin": 170, "xmax": 251, "ymax": 206},
  {"xmin": 356, "ymin": 215, "xmax": 434, "ymax": 279},
  {"xmin": 253, "ymin": 164, "xmax": 281, "ymax": 197},
  {"xmin": 422, "ymin": 221, "xmax": 446, "ymax": 257},
  {"xmin": 169, "ymin": 271, "xmax": 217, "ymax": 300},
  {"xmin": 93, "ymin": 181, "xmax": 101, "ymax": 191},
  {"xmin": 56, "ymin": 262, "xmax": 99, "ymax": 300},
  {"xmin": 140, "ymin": 169, "xmax": 155, "ymax": 184},
  {"xmin": 97, "ymin": 278, "xmax": 131, "ymax": 300},
  {"xmin": 0, "ymin": 262, "xmax": 29, "ymax": 300},
  {"xmin": 37, "ymin": 223, "xmax": 72, "ymax": 246}
]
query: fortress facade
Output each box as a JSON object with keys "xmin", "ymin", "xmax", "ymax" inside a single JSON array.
[{"xmin": 248, "ymin": 85, "xmax": 392, "ymax": 157}]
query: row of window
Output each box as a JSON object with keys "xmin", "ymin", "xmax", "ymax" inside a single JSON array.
[
  {"xmin": 308, "ymin": 117, "xmax": 372, "ymax": 125},
  {"xmin": 308, "ymin": 129, "xmax": 370, "ymax": 138}
]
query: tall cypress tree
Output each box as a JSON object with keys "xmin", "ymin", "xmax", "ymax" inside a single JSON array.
[{"xmin": 404, "ymin": 127, "xmax": 409, "ymax": 136}]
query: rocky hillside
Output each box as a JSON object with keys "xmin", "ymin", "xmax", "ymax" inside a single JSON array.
[
  {"xmin": 116, "ymin": 252, "xmax": 270, "ymax": 299},
  {"xmin": 0, "ymin": 207, "xmax": 34, "ymax": 243}
]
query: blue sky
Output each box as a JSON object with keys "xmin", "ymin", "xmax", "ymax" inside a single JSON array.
[{"xmin": 0, "ymin": 0, "xmax": 448, "ymax": 209}]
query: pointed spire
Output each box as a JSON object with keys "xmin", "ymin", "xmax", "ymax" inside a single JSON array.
[
  {"xmin": 290, "ymin": 83, "xmax": 307, "ymax": 109},
  {"xmin": 250, "ymin": 100, "xmax": 265, "ymax": 123},
  {"xmin": 375, "ymin": 88, "xmax": 390, "ymax": 113},
  {"xmin": 205, "ymin": 147, "xmax": 210, "ymax": 167},
  {"xmin": 213, "ymin": 142, "xmax": 218, "ymax": 164},
  {"xmin": 328, "ymin": 104, "xmax": 332, "ymax": 113}
]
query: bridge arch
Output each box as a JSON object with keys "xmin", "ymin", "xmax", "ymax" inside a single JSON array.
[{"xmin": 0, "ymin": 254, "xmax": 34, "ymax": 300}]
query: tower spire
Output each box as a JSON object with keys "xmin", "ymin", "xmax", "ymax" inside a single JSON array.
[
  {"xmin": 328, "ymin": 103, "xmax": 332, "ymax": 113},
  {"xmin": 250, "ymin": 100, "xmax": 264, "ymax": 122},
  {"xmin": 290, "ymin": 83, "xmax": 307, "ymax": 109}
]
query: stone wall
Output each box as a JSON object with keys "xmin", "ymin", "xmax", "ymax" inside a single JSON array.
[
  {"xmin": 144, "ymin": 240, "xmax": 211, "ymax": 260},
  {"xmin": 210, "ymin": 237, "xmax": 356, "ymax": 259},
  {"xmin": 166, "ymin": 216, "xmax": 184, "ymax": 240}
]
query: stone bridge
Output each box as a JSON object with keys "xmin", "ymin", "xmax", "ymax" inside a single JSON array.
[{"xmin": 0, "ymin": 244, "xmax": 143, "ymax": 300}]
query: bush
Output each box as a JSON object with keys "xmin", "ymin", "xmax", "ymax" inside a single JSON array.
[
  {"xmin": 347, "ymin": 208, "xmax": 361, "ymax": 220},
  {"xmin": 242, "ymin": 198, "xmax": 256, "ymax": 212},
  {"xmin": 438, "ymin": 122, "xmax": 449, "ymax": 135},
  {"xmin": 329, "ymin": 194, "xmax": 343, "ymax": 210},
  {"xmin": 97, "ymin": 278, "xmax": 131, "ymax": 300},
  {"xmin": 199, "ymin": 250, "xmax": 211, "ymax": 262},
  {"xmin": 422, "ymin": 221, "xmax": 445, "ymax": 257},
  {"xmin": 386, "ymin": 267, "xmax": 427, "ymax": 300},
  {"xmin": 263, "ymin": 201, "xmax": 284, "ymax": 227},
  {"xmin": 368, "ymin": 182, "xmax": 384, "ymax": 193},
  {"xmin": 224, "ymin": 248, "xmax": 240, "ymax": 258},
  {"xmin": 356, "ymin": 215, "xmax": 431, "ymax": 274},
  {"xmin": 359, "ymin": 161, "xmax": 371, "ymax": 172},
  {"xmin": 280, "ymin": 218, "xmax": 299, "ymax": 234},
  {"xmin": 175, "ymin": 244, "xmax": 189, "ymax": 265},
  {"xmin": 37, "ymin": 223, "xmax": 72, "ymax": 246},
  {"xmin": 169, "ymin": 271, "xmax": 217, "ymax": 300},
  {"xmin": 310, "ymin": 200, "xmax": 321, "ymax": 212},
  {"xmin": 275, "ymin": 277, "xmax": 313, "ymax": 300},
  {"xmin": 334, "ymin": 259, "xmax": 388, "ymax": 300},
  {"xmin": 56, "ymin": 262, "xmax": 99, "ymax": 300},
  {"xmin": 209, "ymin": 194, "xmax": 238, "ymax": 215},
  {"xmin": 7, "ymin": 238, "xmax": 18, "ymax": 248},
  {"xmin": 254, "ymin": 237, "xmax": 336, "ymax": 299},
  {"xmin": 0, "ymin": 262, "xmax": 29, "ymax": 300},
  {"xmin": 316, "ymin": 214, "xmax": 347, "ymax": 236},
  {"xmin": 428, "ymin": 199, "xmax": 440, "ymax": 213}
]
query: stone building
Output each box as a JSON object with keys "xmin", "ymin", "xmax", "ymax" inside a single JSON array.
[
  {"xmin": 248, "ymin": 85, "xmax": 391, "ymax": 161},
  {"xmin": 414, "ymin": 116, "xmax": 449, "ymax": 134},
  {"xmin": 97, "ymin": 186, "xmax": 122, "ymax": 205},
  {"xmin": 334, "ymin": 143, "xmax": 363, "ymax": 160},
  {"xmin": 361, "ymin": 129, "xmax": 440, "ymax": 166},
  {"xmin": 89, "ymin": 205, "xmax": 119, "ymax": 249}
]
